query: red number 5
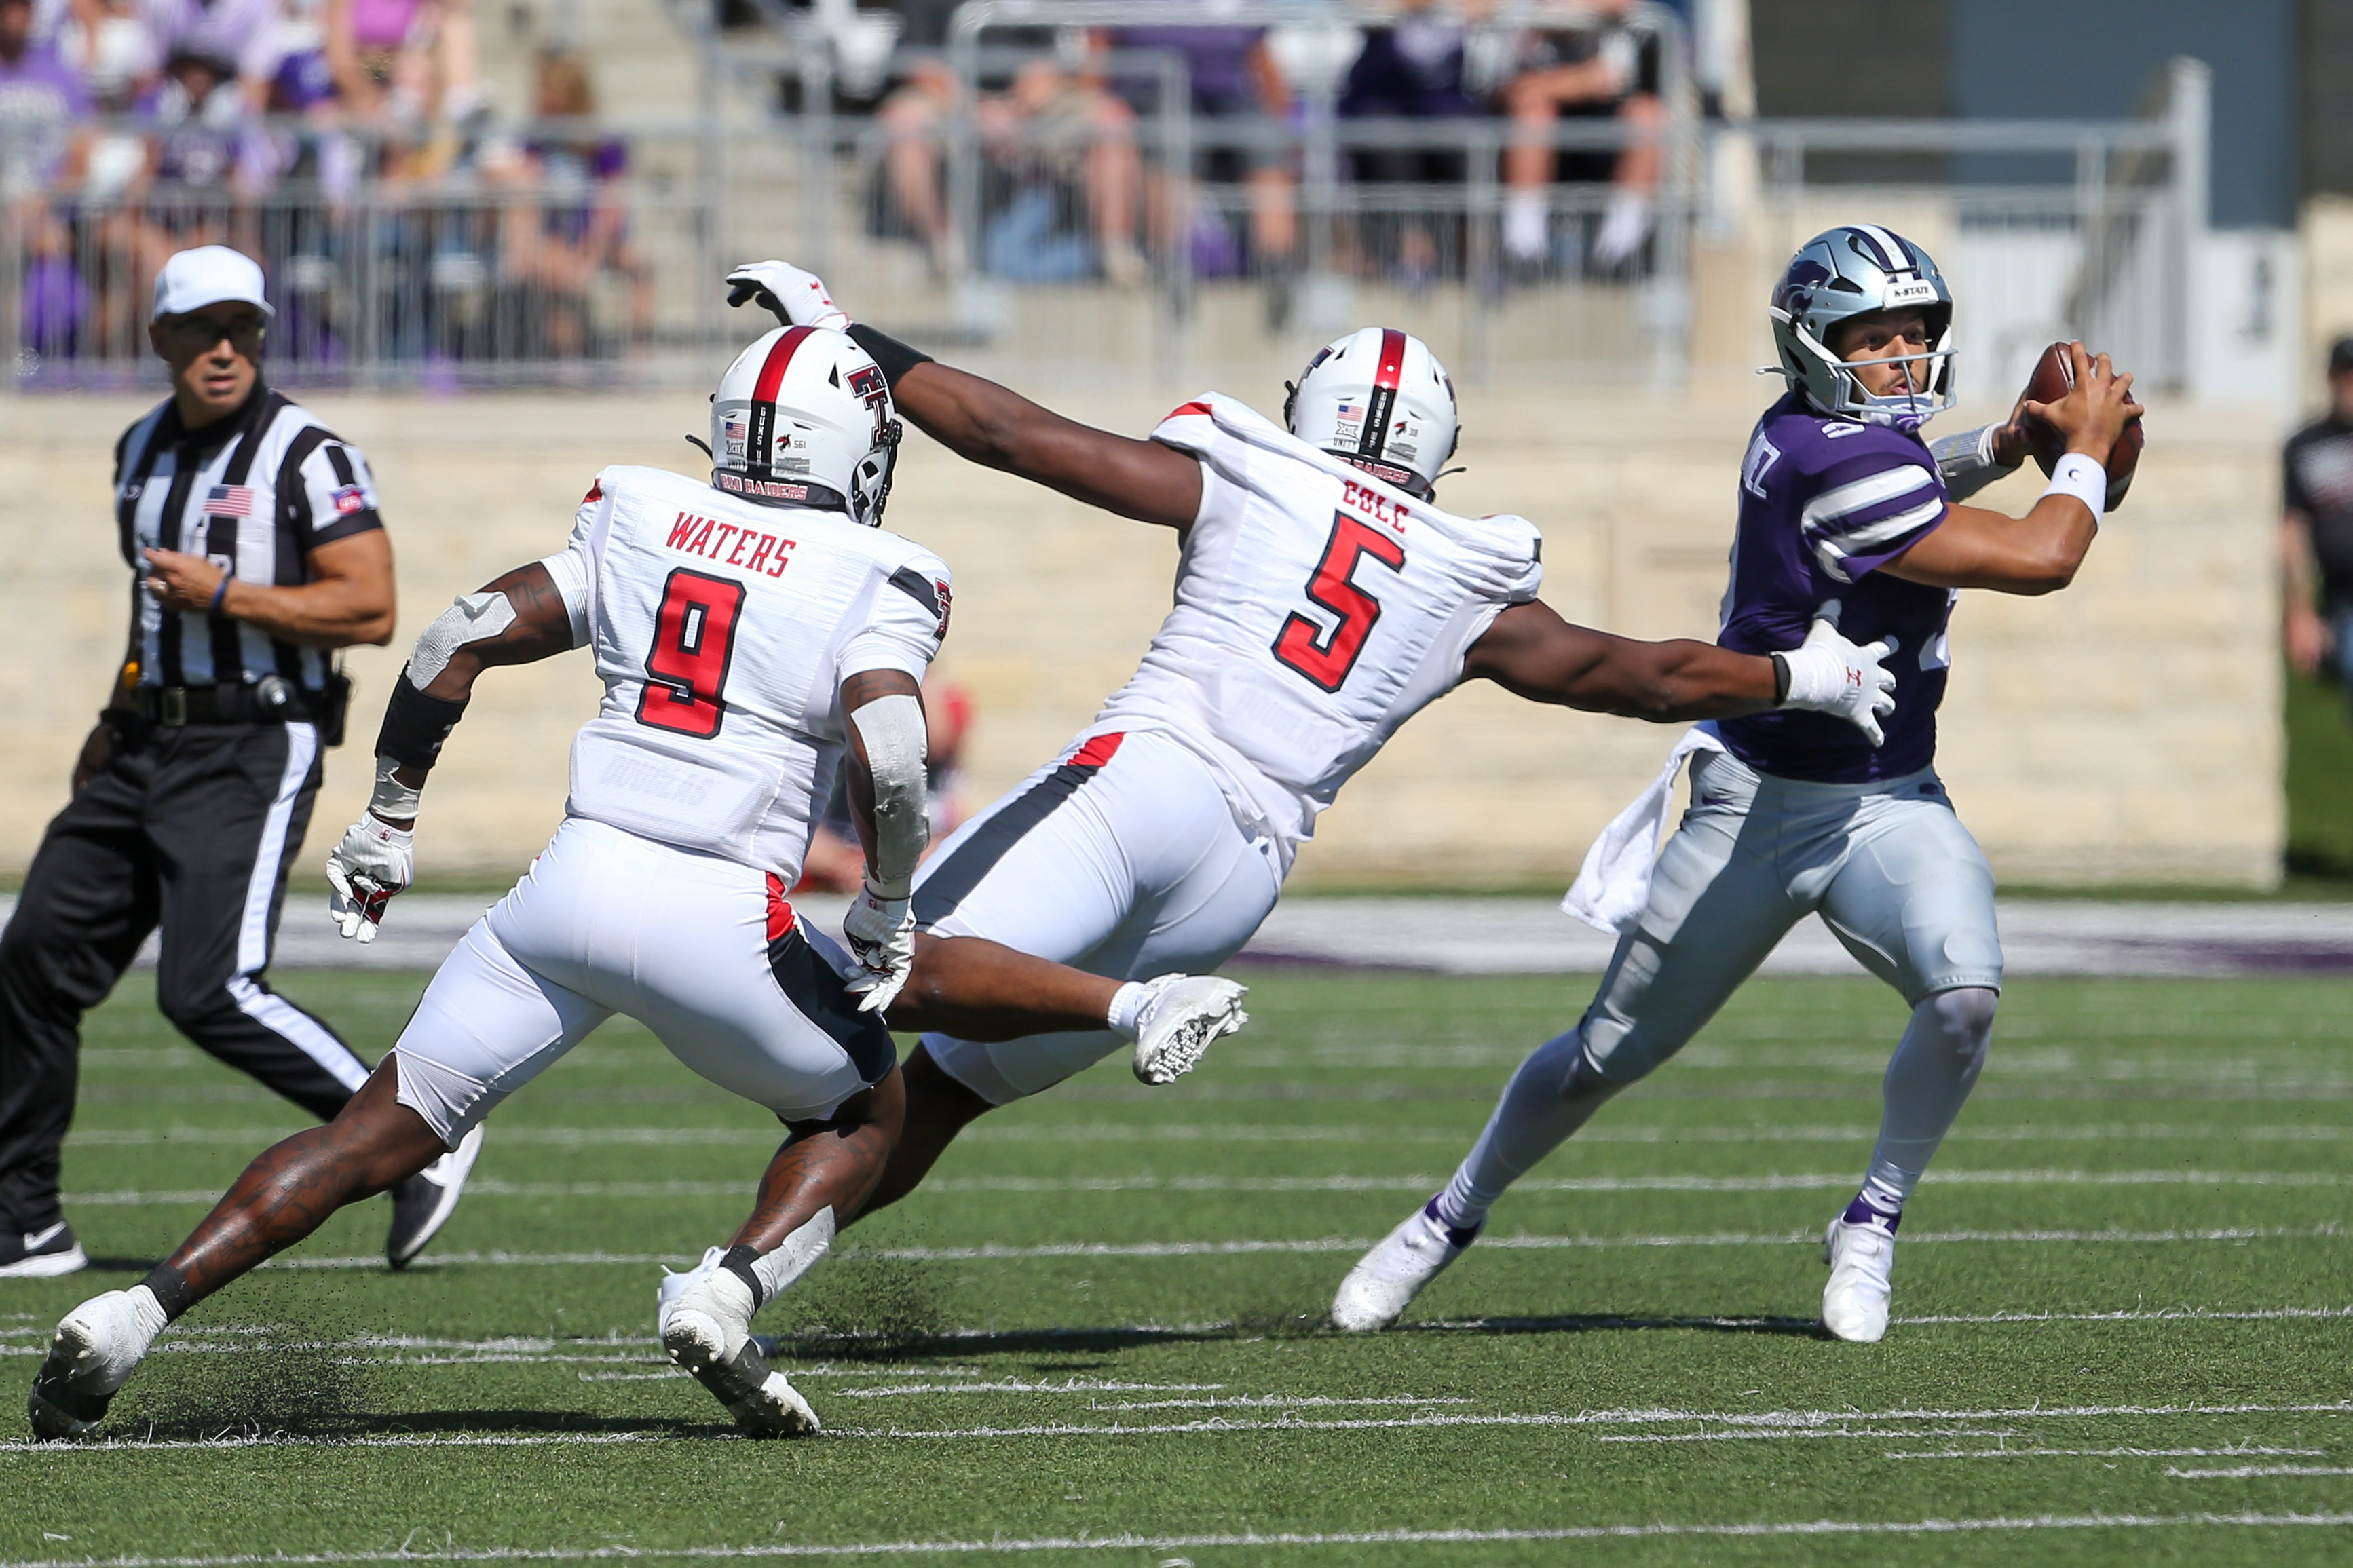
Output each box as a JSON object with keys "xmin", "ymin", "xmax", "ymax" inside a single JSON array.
[
  {"xmin": 1273, "ymin": 512, "xmax": 1407, "ymax": 692},
  {"xmin": 636, "ymin": 567, "xmax": 745, "ymax": 738}
]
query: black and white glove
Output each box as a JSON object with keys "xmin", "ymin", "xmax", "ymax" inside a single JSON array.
[
  {"xmin": 840, "ymin": 879, "xmax": 916, "ymax": 1014},
  {"xmin": 724, "ymin": 260, "xmax": 850, "ymax": 332},
  {"xmin": 327, "ymin": 813, "xmax": 414, "ymax": 943},
  {"xmin": 1775, "ymin": 602, "xmax": 1898, "ymax": 746}
]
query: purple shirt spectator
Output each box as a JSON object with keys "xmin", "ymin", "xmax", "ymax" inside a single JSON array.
[
  {"xmin": 138, "ymin": 0, "xmax": 280, "ymax": 83},
  {"xmin": 1340, "ymin": 16, "xmax": 1475, "ymax": 120},
  {"xmin": 0, "ymin": 42, "xmax": 90, "ymax": 194},
  {"xmin": 1114, "ymin": 25, "xmax": 1260, "ymax": 114}
]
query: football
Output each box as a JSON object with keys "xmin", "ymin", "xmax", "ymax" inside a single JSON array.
[{"xmin": 2020, "ymin": 339, "xmax": 2143, "ymax": 511}]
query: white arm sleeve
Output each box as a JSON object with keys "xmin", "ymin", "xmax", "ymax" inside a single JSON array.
[
  {"xmin": 1928, "ymin": 422, "xmax": 2020, "ymax": 503},
  {"xmin": 848, "ymin": 693, "xmax": 930, "ymax": 898}
]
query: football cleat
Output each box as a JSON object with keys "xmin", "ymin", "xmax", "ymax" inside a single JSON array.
[
  {"xmin": 660, "ymin": 1255, "xmax": 820, "ymax": 1438},
  {"xmin": 1821, "ymin": 1214, "xmax": 1898, "ymax": 1343},
  {"xmin": 1130, "ymin": 975, "xmax": 1249, "ymax": 1086},
  {"xmin": 27, "ymin": 1286, "xmax": 168, "ymax": 1440},
  {"xmin": 386, "ymin": 1125, "xmax": 485, "ymax": 1269},
  {"xmin": 0, "ymin": 1220, "xmax": 87, "ymax": 1279},
  {"xmin": 1332, "ymin": 1200, "xmax": 1476, "ymax": 1333}
]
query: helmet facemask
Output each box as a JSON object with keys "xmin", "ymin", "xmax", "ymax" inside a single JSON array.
[{"xmin": 1767, "ymin": 226, "xmax": 1959, "ymax": 432}]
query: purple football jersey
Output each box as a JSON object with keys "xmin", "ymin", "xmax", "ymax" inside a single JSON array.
[{"xmin": 1715, "ymin": 392, "xmax": 1955, "ymax": 784}]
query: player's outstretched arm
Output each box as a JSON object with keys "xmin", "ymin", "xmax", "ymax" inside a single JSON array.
[
  {"xmin": 326, "ymin": 562, "xmax": 578, "ymax": 942},
  {"xmin": 724, "ymin": 257, "xmax": 1201, "ymax": 528},
  {"xmin": 1464, "ymin": 600, "xmax": 1897, "ymax": 742},
  {"xmin": 836, "ymin": 668, "xmax": 931, "ymax": 1013},
  {"xmin": 1882, "ymin": 344, "xmax": 2139, "ymax": 596}
]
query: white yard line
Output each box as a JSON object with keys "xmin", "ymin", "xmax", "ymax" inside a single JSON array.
[
  {"xmin": 2170, "ymin": 1466, "xmax": 2353, "ymax": 1479},
  {"xmin": 7, "ymin": 1513, "xmax": 2353, "ymax": 1565},
  {"xmin": 57, "ymin": 1169, "xmax": 2353, "ymax": 1207},
  {"xmin": 1887, "ymin": 1447, "xmax": 2327, "ymax": 1461},
  {"xmin": 220, "ymin": 1223, "xmax": 2344, "ymax": 1274}
]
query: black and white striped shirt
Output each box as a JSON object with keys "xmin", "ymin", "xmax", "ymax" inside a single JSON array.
[{"xmin": 113, "ymin": 386, "xmax": 385, "ymax": 692}]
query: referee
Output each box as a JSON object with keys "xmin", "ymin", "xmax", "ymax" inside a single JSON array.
[{"xmin": 0, "ymin": 246, "xmax": 480, "ymax": 1278}]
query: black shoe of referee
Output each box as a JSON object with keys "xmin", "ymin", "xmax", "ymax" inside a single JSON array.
[
  {"xmin": 0, "ymin": 1221, "xmax": 88, "ymax": 1279},
  {"xmin": 384, "ymin": 1126, "xmax": 486, "ymax": 1269}
]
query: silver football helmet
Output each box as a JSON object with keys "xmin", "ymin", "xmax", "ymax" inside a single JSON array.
[{"xmin": 1768, "ymin": 225, "xmax": 1955, "ymax": 429}]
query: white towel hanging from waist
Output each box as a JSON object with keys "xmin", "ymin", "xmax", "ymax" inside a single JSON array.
[{"xmin": 1560, "ymin": 723, "xmax": 1725, "ymax": 936}]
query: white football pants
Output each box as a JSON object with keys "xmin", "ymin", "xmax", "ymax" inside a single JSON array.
[
  {"xmin": 911, "ymin": 729, "xmax": 1283, "ymax": 1105},
  {"xmin": 393, "ymin": 816, "xmax": 895, "ymax": 1146}
]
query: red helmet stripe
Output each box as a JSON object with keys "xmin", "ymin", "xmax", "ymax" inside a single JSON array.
[
  {"xmin": 1357, "ymin": 328, "xmax": 1409, "ymax": 461},
  {"xmin": 1373, "ymin": 328, "xmax": 1408, "ymax": 393},
  {"xmin": 753, "ymin": 325, "xmax": 813, "ymax": 405}
]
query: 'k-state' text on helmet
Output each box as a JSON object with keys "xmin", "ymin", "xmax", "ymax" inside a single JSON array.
[
  {"xmin": 1768, "ymin": 225, "xmax": 1956, "ymax": 429},
  {"xmin": 1283, "ymin": 327, "xmax": 1459, "ymax": 498},
  {"xmin": 711, "ymin": 325, "xmax": 903, "ymax": 525}
]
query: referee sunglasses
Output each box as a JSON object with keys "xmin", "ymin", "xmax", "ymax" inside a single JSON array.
[{"xmin": 157, "ymin": 312, "xmax": 267, "ymax": 356}]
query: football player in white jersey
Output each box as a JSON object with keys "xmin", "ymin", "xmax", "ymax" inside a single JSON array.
[
  {"xmin": 722, "ymin": 261, "xmax": 1900, "ymax": 1228},
  {"xmin": 26, "ymin": 326, "xmax": 1247, "ymax": 1444}
]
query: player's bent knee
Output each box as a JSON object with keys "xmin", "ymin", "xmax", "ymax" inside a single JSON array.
[{"xmin": 1927, "ymin": 984, "xmax": 1999, "ymax": 1039}]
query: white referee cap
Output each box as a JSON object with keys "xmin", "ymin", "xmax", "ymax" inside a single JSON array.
[{"xmin": 151, "ymin": 245, "xmax": 275, "ymax": 322}]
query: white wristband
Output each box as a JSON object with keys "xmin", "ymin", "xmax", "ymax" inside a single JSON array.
[
  {"xmin": 369, "ymin": 754, "xmax": 423, "ymax": 822},
  {"xmin": 2040, "ymin": 453, "xmax": 2107, "ymax": 517}
]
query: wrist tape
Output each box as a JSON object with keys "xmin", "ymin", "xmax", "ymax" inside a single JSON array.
[
  {"xmin": 375, "ymin": 668, "xmax": 470, "ymax": 772},
  {"xmin": 846, "ymin": 324, "xmax": 935, "ymax": 389},
  {"xmin": 2041, "ymin": 453, "xmax": 2107, "ymax": 517},
  {"xmin": 369, "ymin": 754, "xmax": 423, "ymax": 822}
]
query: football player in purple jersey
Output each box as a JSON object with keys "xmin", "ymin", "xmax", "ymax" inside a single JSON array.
[{"xmin": 1336, "ymin": 223, "xmax": 2140, "ymax": 1343}]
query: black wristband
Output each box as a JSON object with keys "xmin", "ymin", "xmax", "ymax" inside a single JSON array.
[
  {"xmin": 375, "ymin": 666, "xmax": 470, "ymax": 772},
  {"xmin": 720, "ymin": 1243, "xmax": 766, "ymax": 1309},
  {"xmin": 847, "ymin": 323, "xmax": 934, "ymax": 389},
  {"xmin": 140, "ymin": 1260, "xmax": 197, "ymax": 1322},
  {"xmin": 1769, "ymin": 651, "xmax": 1792, "ymax": 706}
]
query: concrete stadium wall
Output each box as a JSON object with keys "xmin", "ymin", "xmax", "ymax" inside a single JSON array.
[{"xmin": 0, "ymin": 383, "xmax": 2280, "ymax": 891}]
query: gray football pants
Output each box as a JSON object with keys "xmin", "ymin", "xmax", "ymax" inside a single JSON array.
[
  {"xmin": 1581, "ymin": 748, "xmax": 2001, "ymax": 1085},
  {"xmin": 1434, "ymin": 750, "xmax": 2001, "ymax": 1234}
]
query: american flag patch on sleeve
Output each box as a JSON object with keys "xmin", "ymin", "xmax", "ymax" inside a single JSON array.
[
  {"xmin": 205, "ymin": 484, "xmax": 255, "ymax": 517},
  {"xmin": 331, "ymin": 484, "xmax": 367, "ymax": 516}
]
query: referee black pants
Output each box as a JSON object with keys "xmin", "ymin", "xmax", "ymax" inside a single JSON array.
[{"xmin": 0, "ymin": 719, "xmax": 371, "ymax": 1231}]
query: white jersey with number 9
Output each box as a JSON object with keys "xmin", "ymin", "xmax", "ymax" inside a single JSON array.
[
  {"xmin": 536, "ymin": 463, "xmax": 950, "ymax": 882},
  {"xmin": 1085, "ymin": 395, "xmax": 1543, "ymax": 868}
]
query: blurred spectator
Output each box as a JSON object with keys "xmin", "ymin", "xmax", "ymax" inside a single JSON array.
[
  {"xmin": 326, "ymin": 0, "xmax": 479, "ymax": 185},
  {"xmin": 56, "ymin": 0, "xmax": 157, "ymax": 100},
  {"xmin": 2282, "ymin": 337, "xmax": 2353, "ymax": 693},
  {"xmin": 483, "ymin": 49, "xmax": 649, "ymax": 357},
  {"xmin": 1339, "ymin": 0, "xmax": 1475, "ymax": 286},
  {"xmin": 879, "ymin": 7, "xmax": 1141, "ymax": 284},
  {"xmin": 136, "ymin": 0, "xmax": 280, "ymax": 108},
  {"xmin": 0, "ymin": 0, "xmax": 92, "ymax": 353},
  {"xmin": 1494, "ymin": 0, "xmax": 1663, "ymax": 271},
  {"xmin": 797, "ymin": 672, "xmax": 975, "ymax": 895},
  {"xmin": 1108, "ymin": 24, "xmax": 1295, "ymax": 297}
]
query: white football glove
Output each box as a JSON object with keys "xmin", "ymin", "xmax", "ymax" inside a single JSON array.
[
  {"xmin": 326, "ymin": 812, "xmax": 414, "ymax": 943},
  {"xmin": 840, "ymin": 880, "xmax": 916, "ymax": 1014},
  {"xmin": 1776, "ymin": 600, "xmax": 1898, "ymax": 746},
  {"xmin": 724, "ymin": 260, "xmax": 850, "ymax": 332}
]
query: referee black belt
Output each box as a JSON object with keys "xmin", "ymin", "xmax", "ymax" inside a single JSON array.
[{"xmin": 134, "ymin": 680, "xmax": 317, "ymax": 727}]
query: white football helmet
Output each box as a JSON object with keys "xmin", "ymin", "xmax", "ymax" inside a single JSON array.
[
  {"xmin": 1283, "ymin": 327, "xmax": 1459, "ymax": 498},
  {"xmin": 710, "ymin": 326, "xmax": 902, "ymax": 525}
]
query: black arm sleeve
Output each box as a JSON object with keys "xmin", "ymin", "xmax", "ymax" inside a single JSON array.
[
  {"xmin": 847, "ymin": 324, "xmax": 935, "ymax": 390},
  {"xmin": 375, "ymin": 667, "xmax": 471, "ymax": 771}
]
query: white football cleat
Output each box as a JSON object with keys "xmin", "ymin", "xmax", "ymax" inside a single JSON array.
[
  {"xmin": 1821, "ymin": 1215, "xmax": 1897, "ymax": 1343},
  {"xmin": 659, "ymin": 1254, "xmax": 820, "ymax": 1438},
  {"xmin": 1131, "ymin": 974, "xmax": 1249, "ymax": 1086},
  {"xmin": 387, "ymin": 1124, "xmax": 485, "ymax": 1269},
  {"xmin": 1332, "ymin": 1202, "xmax": 1475, "ymax": 1333},
  {"xmin": 27, "ymin": 1286, "xmax": 168, "ymax": 1440}
]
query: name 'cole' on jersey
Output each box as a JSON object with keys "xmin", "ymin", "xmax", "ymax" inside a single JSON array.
[
  {"xmin": 536, "ymin": 464, "xmax": 950, "ymax": 882},
  {"xmin": 1715, "ymin": 389, "xmax": 1955, "ymax": 784},
  {"xmin": 1085, "ymin": 395, "xmax": 1543, "ymax": 865}
]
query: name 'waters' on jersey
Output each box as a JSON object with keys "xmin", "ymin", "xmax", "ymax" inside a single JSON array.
[
  {"xmin": 536, "ymin": 465, "xmax": 950, "ymax": 881},
  {"xmin": 1715, "ymin": 391, "xmax": 1956, "ymax": 784},
  {"xmin": 1083, "ymin": 395, "xmax": 1544, "ymax": 865}
]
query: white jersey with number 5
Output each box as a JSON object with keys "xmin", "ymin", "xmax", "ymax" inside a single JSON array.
[
  {"xmin": 1085, "ymin": 395, "xmax": 1543, "ymax": 866},
  {"xmin": 536, "ymin": 463, "xmax": 950, "ymax": 882}
]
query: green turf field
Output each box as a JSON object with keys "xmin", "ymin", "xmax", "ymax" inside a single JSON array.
[{"xmin": 4, "ymin": 966, "xmax": 2352, "ymax": 1565}]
